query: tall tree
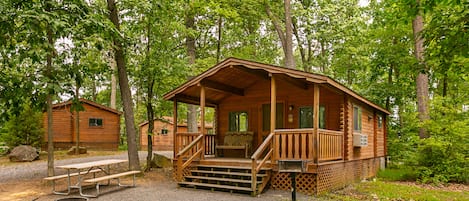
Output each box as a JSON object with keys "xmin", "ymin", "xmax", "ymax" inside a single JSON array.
[
  {"xmin": 186, "ymin": 1, "xmax": 198, "ymax": 133},
  {"xmin": 412, "ymin": 0, "xmax": 430, "ymax": 139},
  {"xmin": 284, "ymin": 0, "xmax": 295, "ymax": 68},
  {"xmin": 265, "ymin": 1, "xmax": 295, "ymax": 68},
  {"xmin": 106, "ymin": 0, "xmax": 140, "ymax": 170}
]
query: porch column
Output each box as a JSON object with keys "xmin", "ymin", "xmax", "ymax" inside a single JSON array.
[
  {"xmin": 200, "ymin": 85, "xmax": 206, "ymax": 159},
  {"xmin": 270, "ymin": 74, "xmax": 276, "ymax": 133},
  {"xmin": 313, "ymin": 84, "xmax": 320, "ymax": 164},
  {"xmin": 173, "ymin": 100, "xmax": 178, "ymax": 158}
]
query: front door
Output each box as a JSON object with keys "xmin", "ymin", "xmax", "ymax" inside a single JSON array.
[{"xmin": 258, "ymin": 103, "xmax": 284, "ymax": 148}]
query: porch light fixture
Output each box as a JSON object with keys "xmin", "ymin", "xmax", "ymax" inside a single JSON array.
[
  {"xmin": 288, "ymin": 105, "xmax": 294, "ymax": 111},
  {"xmin": 368, "ymin": 115, "xmax": 372, "ymax": 122}
]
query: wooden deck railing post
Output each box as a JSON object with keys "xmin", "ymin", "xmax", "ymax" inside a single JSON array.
[
  {"xmin": 173, "ymin": 101, "xmax": 178, "ymax": 158},
  {"xmin": 200, "ymin": 85, "xmax": 206, "ymax": 160},
  {"xmin": 313, "ymin": 84, "xmax": 320, "ymax": 163},
  {"xmin": 270, "ymin": 74, "xmax": 276, "ymax": 133}
]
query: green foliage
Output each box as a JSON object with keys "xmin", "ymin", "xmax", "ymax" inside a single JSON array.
[
  {"xmin": 415, "ymin": 97, "xmax": 469, "ymax": 184},
  {"xmin": 0, "ymin": 103, "xmax": 44, "ymax": 149},
  {"xmin": 377, "ymin": 167, "xmax": 417, "ymax": 181}
]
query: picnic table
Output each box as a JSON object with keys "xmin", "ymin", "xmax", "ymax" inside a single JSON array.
[{"xmin": 45, "ymin": 159, "xmax": 140, "ymax": 197}]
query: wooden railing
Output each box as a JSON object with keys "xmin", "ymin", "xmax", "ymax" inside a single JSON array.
[
  {"xmin": 274, "ymin": 129, "xmax": 315, "ymax": 160},
  {"xmin": 175, "ymin": 134, "xmax": 203, "ymax": 181},
  {"xmin": 204, "ymin": 134, "xmax": 216, "ymax": 155},
  {"xmin": 250, "ymin": 132, "xmax": 274, "ymax": 193},
  {"xmin": 318, "ymin": 129, "xmax": 343, "ymax": 161},
  {"xmin": 175, "ymin": 132, "xmax": 201, "ymax": 155},
  {"xmin": 271, "ymin": 128, "xmax": 343, "ymax": 162}
]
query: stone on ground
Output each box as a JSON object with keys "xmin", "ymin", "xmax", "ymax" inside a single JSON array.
[
  {"xmin": 8, "ymin": 145, "xmax": 39, "ymax": 162},
  {"xmin": 152, "ymin": 153, "xmax": 172, "ymax": 168},
  {"xmin": 67, "ymin": 146, "xmax": 87, "ymax": 155}
]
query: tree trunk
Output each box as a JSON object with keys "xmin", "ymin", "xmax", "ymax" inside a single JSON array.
[
  {"xmin": 216, "ymin": 16, "xmax": 222, "ymax": 63},
  {"xmin": 107, "ymin": 0, "xmax": 140, "ymax": 170},
  {"xmin": 46, "ymin": 4, "xmax": 54, "ymax": 177},
  {"xmin": 110, "ymin": 52, "xmax": 117, "ymax": 109},
  {"xmin": 145, "ymin": 81, "xmax": 155, "ymax": 171},
  {"xmin": 75, "ymin": 84, "xmax": 80, "ymax": 155},
  {"xmin": 284, "ymin": 0, "xmax": 295, "ymax": 69},
  {"xmin": 185, "ymin": 5, "xmax": 198, "ymax": 133},
  {"xmin": 145, "ymin": 19, "xmax": 154, "ymax": 172},
  {"xmin": 292, "ymin": 17, "xmax": 307, "ymax": 71},
  {"xmin": 412, "ymin": 1, "xmax": 430, "ymax": 139}
]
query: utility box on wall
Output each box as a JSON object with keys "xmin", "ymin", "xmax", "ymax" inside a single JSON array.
[{"xmin": 353, "ymin": 134, "xmax": 368, "ymax": 147}]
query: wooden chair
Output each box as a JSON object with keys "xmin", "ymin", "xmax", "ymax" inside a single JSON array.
[{"xmin": 215, "ymin": 131, "xmax": 253, "ymax": 158}]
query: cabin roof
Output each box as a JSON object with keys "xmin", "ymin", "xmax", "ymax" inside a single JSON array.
[
  {"xmin": 163, "ymin": 57, "xmax": 390, "ymax": 115},
  {"xmin": 52, "ymin": 98, "xmax": 122, "ymax": 115}
]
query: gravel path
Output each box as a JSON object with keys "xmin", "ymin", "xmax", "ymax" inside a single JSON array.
[
  {"xmin": 0, "ymin": 151, "xmax": 149, "ymax": 183},
  {"xmin": 1, "ymin": 151, "xmax": 313, "ymax": 201}
]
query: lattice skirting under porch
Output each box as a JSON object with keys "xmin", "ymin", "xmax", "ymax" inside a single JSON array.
[{"xmin": 270, "ymin": 157, "xmax": 383, "ymax": 195}]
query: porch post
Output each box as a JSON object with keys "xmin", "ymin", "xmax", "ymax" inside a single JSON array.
[
  {"xmin": 313, "ymin": 84, "xmax": 320, "ymax": 164},
  {"xmin": 200, "ymin": 85, "xmax": 206, "ymax": 159},
  {"xmin": 270, "ymin": 74, "xmax": 276, "ymax": 133},
  {"xmin": 173, "ymin": 100, "xmax": 178, "ymax": 158}
]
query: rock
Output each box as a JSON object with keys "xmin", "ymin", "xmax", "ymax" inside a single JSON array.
[
  {"xmin": 152, "ymin": 153, "xmax": 172, "ymax": 168},
  {"xmin": 8, "ymin": 145, "xmax": 39, "ymax": 162},
  {"xmin": 67, "ymin": 146, "xmax": 87, "ymax": 155}
]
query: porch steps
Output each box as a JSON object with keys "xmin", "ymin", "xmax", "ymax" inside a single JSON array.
[{"xmin": 178, "ymin": 164, "xmax": 271, "ymax": 195}]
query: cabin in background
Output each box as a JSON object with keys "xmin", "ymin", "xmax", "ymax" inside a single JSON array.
[
  {"xmin": 42, "ymin": 99, "xmax": 121, "ymax": 151},
  {"xmin": 164, "ymin": 58, "xmax": 389, "ymax": 195},
  {"xmin": 139, "ymin": 117, "xmax": 213, "ymax": 151}
]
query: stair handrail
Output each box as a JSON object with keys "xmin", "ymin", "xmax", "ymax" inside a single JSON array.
[
  {"xmin": 250, "ymin": 132, "xmax": 274, "ymax": 193},
  {"xmin": 176, "ymin": 133, "xmax": 203, "ymax": 181}
]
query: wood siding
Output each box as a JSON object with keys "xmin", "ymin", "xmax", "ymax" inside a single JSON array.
[
  {"xmin": 218, "ymin": 77, "xmax": 344, "ymax": 152},
  {"xmin": 43, "ymin": 102, "xmax": 120, "ymax": 150}
]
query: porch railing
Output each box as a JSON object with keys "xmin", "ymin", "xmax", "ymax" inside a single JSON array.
[
  {"xmin": 272, "ymin": 128, "xmax": 343, "ymax": 162},
  {"xmin": 250, "ymin": 132, "xmax": 274, "ymax": 193},
  {"xmin": 175, "ymin": 133, "xmax": 203, "ymax": 181},
  {"xmin": 318, "ymin": 129, "xmax": 343, "ymax": 161},
  {"xmin": 204, "ymin": 134, "xmax": 216, "ymax": 155}
]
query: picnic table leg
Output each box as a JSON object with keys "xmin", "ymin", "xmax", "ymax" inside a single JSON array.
[{"xmin": 51, "ymin": 170, "xmax": 72, "ymax": 195}]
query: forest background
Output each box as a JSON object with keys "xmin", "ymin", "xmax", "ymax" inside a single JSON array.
[{"xmin": 0, "ymin": 0, "xmax": 467, "ymax": 184}]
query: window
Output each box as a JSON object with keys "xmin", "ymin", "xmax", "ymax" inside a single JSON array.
[
  {"xmin": 378, "ymin": 115, "xmax": 383, "ymax": 128},
  {"xmin": 89, "ymin": 118, "xmax": 103, "ymax": 127},
  {"xmin": 299, "ymin": 106, "xmax": 325, "ymax": 129},
  {"xmin": 229, "ymin": 111, "xmax": 248, "ymax": 132},
  {"xmin": 353, "ymin": 106, "xmax": 362, "ymax": 132},
  {"xmin": 161, "ymin": 129, "xmax": 168, "ymax": 135}
]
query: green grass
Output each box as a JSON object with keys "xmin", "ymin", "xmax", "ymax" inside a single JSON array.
[
  {"xmin": 319, "ymin": 180, "xmax": 469, "ymax": 201},
  {"xmin": 377, "ymin": 167, "xmax": 417, "ymax": 181}
]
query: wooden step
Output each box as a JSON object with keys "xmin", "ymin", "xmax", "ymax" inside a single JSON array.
[
  {"xmin": 185, "ymin": 175, "xmax": 262, "ymax": 184},
  {"xmin": 196, "ymin": 165, "xmax": 271, "ymax": 171},
  {"xmin": 178, "ymin": 181, "xmax": 252, "ymax": 192},
  {"xmin": 191, "ymin": 170, "xmax": 267, "ymax": 177}
]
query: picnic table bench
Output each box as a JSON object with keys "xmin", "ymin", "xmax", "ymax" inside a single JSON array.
[{"xmin": 44, "ymin": 159, "xmax": 140, "ymax": 198}]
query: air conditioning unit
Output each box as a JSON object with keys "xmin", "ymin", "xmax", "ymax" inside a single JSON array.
[{"xmin": 353, "ymin": 134, "xmax": 368, "ymax": 147}]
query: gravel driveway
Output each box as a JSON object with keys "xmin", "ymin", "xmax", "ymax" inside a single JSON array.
[
  {"xmin": 1, "ymin": 151, "xmax": 312, "ymax": 201},
  {"xmin": 0, "ymin": 151, "xmax": 148, "ymax": 183}
]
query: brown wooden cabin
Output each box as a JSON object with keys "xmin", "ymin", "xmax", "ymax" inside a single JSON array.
[
  {"xmin": 139, "ymin": 116, "xmax": 213, "ymax": 151},
  {"xmin": 163, "ymin": 58, "xmax": 389, "ymax": 195},
  {"xmin": 42, "ymin": 99, "xmax": 121, "ymax": 151}
]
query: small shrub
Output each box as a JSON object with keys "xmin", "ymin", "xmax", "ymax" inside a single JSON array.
[{"xmin": 0, "ymin": 104, "xmax": 44, "ymax": 149}]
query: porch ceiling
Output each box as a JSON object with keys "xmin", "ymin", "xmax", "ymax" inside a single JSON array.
[{"xmin": 164, "ymin": 57, "xmax": 390, "ymax": 114}]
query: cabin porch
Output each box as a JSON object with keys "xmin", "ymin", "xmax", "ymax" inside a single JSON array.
[{"xmin": 164, "ymin": 58, "xmax": 387, "ymax": 195}]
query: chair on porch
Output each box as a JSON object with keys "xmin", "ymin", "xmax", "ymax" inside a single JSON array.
[{"xmin": 215, "ymin": 131, "xmax": 253, "ymax": 158}]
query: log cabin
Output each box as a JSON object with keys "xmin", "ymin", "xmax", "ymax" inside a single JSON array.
[
  {"xmin": 42, "ymin": 99, "xmax": 121, "ymax": 151},
  {"xmin": 163, "ymin": 58, "xmax": 389, "ymax": 195},
  {"xmin": 139, "ymin": 116, "xmax": 213, "ymax": 151}
]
